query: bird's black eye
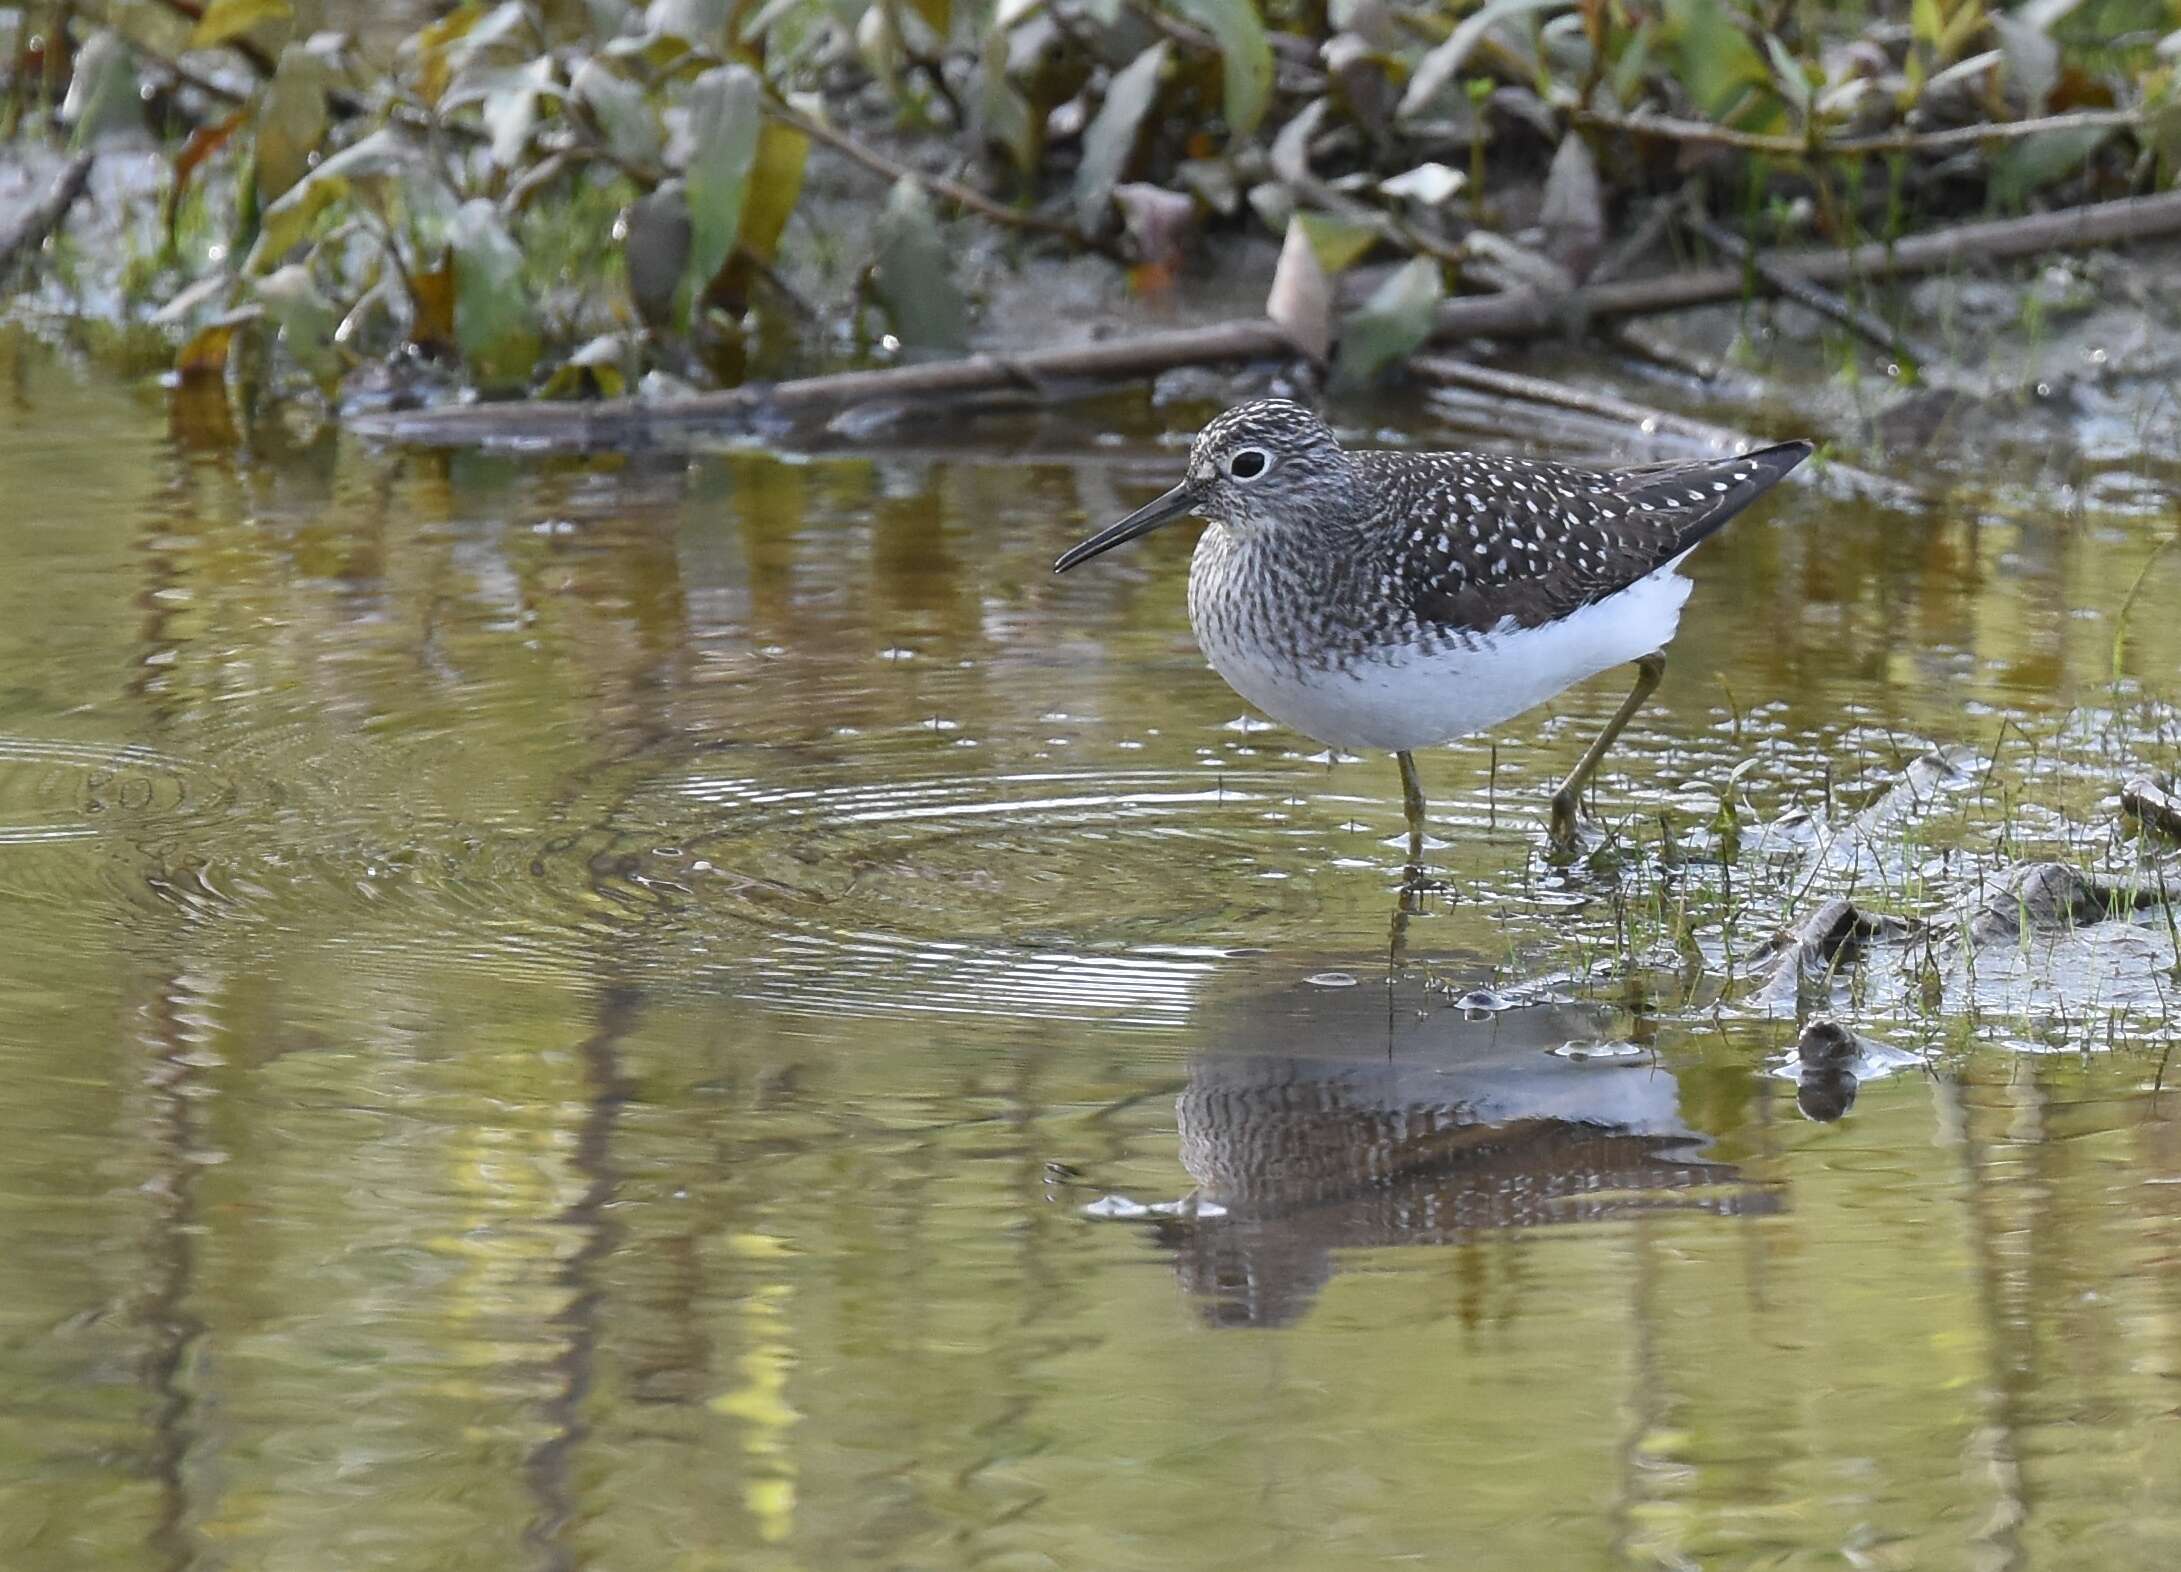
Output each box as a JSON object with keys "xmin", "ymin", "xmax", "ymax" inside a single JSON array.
[{"xmin": 1227, "ymin": 448, "xmax": 1269, "ymax": 481}]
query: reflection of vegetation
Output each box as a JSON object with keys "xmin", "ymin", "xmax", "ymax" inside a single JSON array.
[
  {"xmin": 8, "ymin": 325, "xmax": 2181, "ymax": 1567},
  {"xmin": 4, "ymin": 0, "xmax": 2176, "ymax": 417}
]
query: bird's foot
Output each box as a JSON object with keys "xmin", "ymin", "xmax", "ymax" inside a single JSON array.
[
  {"xmin": 1397, "ymin": 862, "xmax": 1456, "ymax": 903},
  {"xmin": 1548, "ymin": 789, "xmax": 1607, "ymax": 852}
]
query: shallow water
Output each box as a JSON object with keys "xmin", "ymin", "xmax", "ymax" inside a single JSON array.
[{"xmin": 5, "ymin": 325, "xmax": 2181, "ymax": 1570}]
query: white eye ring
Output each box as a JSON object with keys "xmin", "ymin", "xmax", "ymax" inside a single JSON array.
[{"xmin": 1226, "ymin": 447, "xmax": 1272, "ymax": 482}]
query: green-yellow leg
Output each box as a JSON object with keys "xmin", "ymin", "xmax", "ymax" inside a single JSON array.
[
  {"xmin": 1549, "ymin": 650, "xmax": 1667, "ymax": 845},
  {"xmin": 1397, "ymin": 749, "xmax": 1428, "ymax": 869}
]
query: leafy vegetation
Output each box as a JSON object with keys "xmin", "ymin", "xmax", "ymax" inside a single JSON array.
[{"xmin": 4, "ymin": 0, "xmax": 2178, "ymax": 410}]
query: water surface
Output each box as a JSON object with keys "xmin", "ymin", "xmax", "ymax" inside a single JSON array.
[{"xmin": 4, "ymin": 327, "xmax": 2181, "ymax": 1570}]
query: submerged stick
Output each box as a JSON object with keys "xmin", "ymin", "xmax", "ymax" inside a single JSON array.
[
  {"xmin": 1413, "ymin": 355, "xmax": 1757, "ymax": 453},
  {"xmin": 1411, "ymin": 355, "xmax": 1916, "ymax": 502},
  {"xmin": 348, "ymin": 190, "xmax": 2181, "ymax": 450}
]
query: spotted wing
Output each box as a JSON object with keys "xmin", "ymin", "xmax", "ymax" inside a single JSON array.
[{"xmin": 1363, "ymin": 441, "xmax": 1812, "ymax": 634}]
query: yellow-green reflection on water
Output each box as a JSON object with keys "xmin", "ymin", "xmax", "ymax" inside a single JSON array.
[{"xmin": 5, "ymin": 326, "xmax": 2181, "ymax": 1570}]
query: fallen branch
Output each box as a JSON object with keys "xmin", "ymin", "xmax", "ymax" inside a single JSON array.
[
  {"xmin": 347, "ymin": 189, "xmax": 2181, "ymax": 450},
  {"xmin": 1413, "ymin": 354, "xmax": 1764, "ymax": 453},
  {"xmin": 0, "ymin": 152, "xmax": 97, "ymax": 276},
  {"xmin": 1575, "ymin": 106, "xmax": 2144, "ymax": 161},
  {"xmin": 350, "ymin": 320, "xmax": 1292, "ymax": 447},
  {"xmin": 1411, "ymin": 354, "xmax": 1916, "ymax": 502},
  {"xmin": 1433, "ymin": 189, "xmax": 2181, "ymax": 338}
]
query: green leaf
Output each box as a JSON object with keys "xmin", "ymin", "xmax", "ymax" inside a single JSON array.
[
  {"xmin": 479, "ymin": 57, "xmax": 559, "ymax": 168},
  {"xmin": 191, "ymin": 0, "xmax": 293, "ymax": 49},
  {"xmin": 571, "ymin": 58, "xmax": 662, "ymax": 169},
  {"xmin": 244, "ymin": 129, "xmax": 421, "ymax": 272},
  {"xmin": 1294, "ymin": 210, "xmax": 1378, "ymax": 272},
  {"xmin": 1270, "ymin": 96, "xmax": 1329, "ymax": 186},
  {"xmin": 681, "ymin": 64, "xmax": 764, "ymax": 300},
  {"xmin": 1665, "ymin": 0, "xmax": 1775, "ymax": 122},
  {"xmin": 1990, "ymin": 15, "xmax": 2059, "ymax": 115},
  {"xmin": 436, "ymin": 4, "xmax": 542, "ymax": 109},
  {"xmin": 256, "ymin": 42, "xmax": 331, "ymax": 201},
  {"xmin": 253, "ymin": 262, "xmax": 339, "ymax": 384},
  {"xmin": 1992, "ymin": 124, "xmax": 2113, "ymax": 205},
  {"xmin": 411, "ymin": 3, "xmax": 485, "ymax": 106},
  {"xmin": 175, "ymin": 319, "xmax": 243, "ymax": 381},
  {"xmin": 1332, "ymin": 256, "xmax": 1441, "ymax": 390},
  {"xmin": 61, "ymin": 29, "xmax": 143, "ymax": 144},
  {"xmin": 539, "ymin": 334, "xmax": 636, "ymax": 399},
  {"xmin": 1169, "ymin": 0, "xmax": 1275, "ymax": 137},
  {"xmin": 650, "ymin": 0, "xmax": 735, "ymax": 45},
  {"xmin": 622, "ymin": 179, "xmax": 691, "ymax": 331},
  {"xmin": 871, "ymin": 177, "xmax": 969, "ymax": 352},
  {"xmin": 1400, "ymin": 0, "xmax": 1568, "ymax": 119},
  {"xmin": 1377, "ymin": 162, "xmax": 1466, "ymax": 207},
  {"xmin": 1763, "ymin": 33, "xmax": 1811, "ymax": 117},
  {"xmin": 450, "ymin": 198, "xmax": 541, "ymax": 389},
  {"xmin": 1267, "ymin": 216, "xmax": 1332, "ymax": 361},
  {"xmin": 1075, "ymin": 42, "xmax": 1169, "ymax": 233},
  {"xmin": 1911, "ymin": 0, "xmax": 1944, "ymax": 52},
  {"xmin": 454, "ymin": 1, "xmax": 539, "ymax": 60},
  {"xmin": 738, "ymin": 120, "xmax": 809, "ymax": 265},
  {"xmin": 979, "ymin": 28, "xmax": 1038, "ymax": 175},
  {"xmin": 1538, "ymin": 133, "xmax": 1603, "ymax": 278},
  {"xmin": 1609, "ymin": 19, "xmax": 1654, "ymax": 109}
]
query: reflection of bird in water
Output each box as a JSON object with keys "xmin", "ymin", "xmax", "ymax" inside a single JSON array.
[
  {"xmin": 1786, "ymin": 1016, "xmax": 1926, "ymax": 1123},
  {"xmin": 1143, "ymin": 966, "xmax": 1777, "ymax": 1328}
]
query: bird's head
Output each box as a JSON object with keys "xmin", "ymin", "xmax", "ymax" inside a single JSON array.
[{"xmin": 1053, "ymin": 399, "xmax": 1354, "ymax": 572}]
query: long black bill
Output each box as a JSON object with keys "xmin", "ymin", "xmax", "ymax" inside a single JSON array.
[{"xmin": 1052, "ymin": 481, "xmax": 1202, "ymax": 573}]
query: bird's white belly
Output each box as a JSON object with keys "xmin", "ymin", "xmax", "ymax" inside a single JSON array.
[{"xmin": 1200, "ymin": 565, "xmax": 1694, "ymax": 753}]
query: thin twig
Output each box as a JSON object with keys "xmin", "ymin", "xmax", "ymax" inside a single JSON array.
[
  {"xmin": 1606, "ymin": 321, "xmax": 1722, "ymax": 382},
  {"xmin": 764, "ymin": 99, "xmax": 1116, "ymax": 257},
  {"xmin": 1689, "ymin": 212, "xmax": 1940, "ymax": 370},
  {"xmin": 1588, "ymin": 196, "xmax": 1679, "ymax": 288},
  {"xmin": 1575, "ymin": 106, "xmax": 2144, "ymax": 160},
  {"xmin": 1590, "ymin": 200, "xmax": 1719, "ymax": 377},
  {"xmin": 0, "ymin": 151, "xmax": 96, "ymax": 275},
  {"xmin": 1122, "ymin": 0, "xmax": 1327, "ymax": 93}
]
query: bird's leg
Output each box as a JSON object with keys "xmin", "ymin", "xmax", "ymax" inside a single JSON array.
[
  {"xmin": 1550, "ymin": 650, "xmax": 1667, "ymax": 845},
  {"xmin": 1397, "ymin": 749, "xmax": 1429, "ymax": 873}
]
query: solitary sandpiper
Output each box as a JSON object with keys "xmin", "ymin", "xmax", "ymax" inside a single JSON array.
[{"xmin": 1054, "ymin": 399, "xmax": 1810, "ymax": 858}]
